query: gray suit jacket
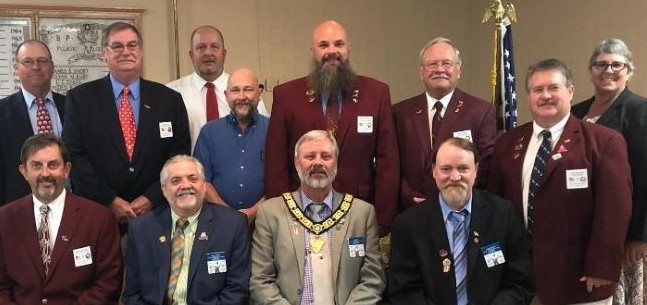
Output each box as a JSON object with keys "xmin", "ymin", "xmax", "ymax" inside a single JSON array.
[{"xmin": 250, "ymin": 190, "xmax": 385, "ymax": 304}]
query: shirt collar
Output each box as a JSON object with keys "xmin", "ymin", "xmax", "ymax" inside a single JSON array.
[
  {"xmin": 438, "ymin": 192, "xmax": 472, "ymax": 223},
  {"xmin": 109, "ymin": 73, "xmax": 140, "ymax": 100},
  {"xmin": 532, "ymin": 113, "xmax": 570, "ymax": 141},
  {"xmin": 426, "ymin": 90, "xmax": 454, "ymax": 111},
  {"xmin": 170, "ymin": 207, "xmax": 202, "ymax": 231},
  {"xmin": 21, "ymin": 88, "xmax": 54, "ymax": 108},
  {"xmin": 33, "ymin": 189, "xmax": 66, "ymax": 215},
  {"xmin": 299, "ymin": 189, "xmax": 334, "ymax": 212},
  {"xmin": 191, "ymin": 71, "xmax": 229, "ymax": 93}
]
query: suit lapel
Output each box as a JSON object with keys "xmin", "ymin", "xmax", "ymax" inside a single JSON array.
[
  {"xmin": 336, "ymin": 91, "xmax": 359, "ymax": 147},
  {"xmin": 11, "ymin": 92, "xmax": 36, "ymax": 140},
  {"xmin": 186, "ymin": 207, "xmax": 214, "ymax": 289},
  {"xmin": 426, "ymin": 199, "xmax": 457, "ymax": 299},
  {"xmin": 540, "ymin": 116, "xmax": 580, "ymax": 185},
  {"xmin": 289, "ymin": 191, "xmax": 306, "ymax": 280},
  {"xmin": 134, "ymin": 79, "xmax": 152, "ymax": 162},
  {"xmin": 411, "ymin": 94, "xmax": 432, "ymax": 154},
  {"xmin": 330, "ymin": 191, "xmax": 347, "ymax": 287},
  {"xmin": 46, "ymin": 196, "xmax": 82, "ymax": 282},
  {"xmin": 100, "ymin": 76, "xmax": 130, "ymax": 161},
  {"xmin": 466, "ymin": 193, "xmax": 487, "ymax": 285},
  {"xmin": 156, "ymin": 208, "xmax": 173, "ymax": 302},
  {"xmin": 17, "ymin": 198, "xmax": 45, "ymax": 281},
  {"xmin": 437, "ymin": 91, "xmax": 466, "ymax": 147}
]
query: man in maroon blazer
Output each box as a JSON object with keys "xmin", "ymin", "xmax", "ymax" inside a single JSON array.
[
  {"xmin": 488, "ymin": 58, "xmax": 632, "ymax": 305},
  {"xmin": 265, "ymin": 20, "xmax": 399, "ymax": 234},
  {"xmin": 0, "ymin": 134, "xmax": 122, "ymax": 305},
  {"xmin": 393, "ymin": 37, "xmax": 496, "ymax": 209}
]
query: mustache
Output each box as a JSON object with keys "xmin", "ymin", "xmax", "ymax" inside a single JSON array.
[
  {"xmin": 308, "ymin": 165, "xmax": 328, "ymax": 177},
  {"xmin": 177, "ymin": 189, "xmax": 196, "ymax": 196},
  {"xmin": 322, "ymin": 52, "xmax": 341, "ymax": 62},
  {"xmin": 37, "ymin": 176, "xmax": 56, "ymax": 184}
]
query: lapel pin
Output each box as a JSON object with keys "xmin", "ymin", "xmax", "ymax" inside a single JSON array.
[
  {"xmin": 517, "ymin": 136, "xmax": 525, "ymax": 142},
  {"xmin": 474, "ymin": 231, "xmax": 480, "ymax": 237},
  {"xmin": 557, "ymin": 144, "xmax": 568, "ymax": 153},
  {"xmin": 474, "ymin": 237, "xmax": 480, "ymax": 244},
  {"xmin": 144, "ymin": 104, "xmax": 151, "ymax": 109},
  {"xmin": 159, "ymin": 236, "xmax": 166, "ymax": 243},
  {"xmin": 292, "ymin": 221, "xmax": 300, "ymax": 235},
  {"xmin": 439, "ymin": 249, "xmax": 448, "ymax": 257},
  {"xmin": 335, "ymin": 218, "xmax": 346, "ymax": 230},
  {"xmin": 513, "ymin": 153, "xmax": 520, "ymax": 160},
  {"xmin": 442, "ymin": 258, "xmax": 452, "ymax": 273},
  {"xmin": 352, "ymin": 98, "xmax": 358, "ymax": 103},
  {"xmin": 61, "ymin": 236, "xmax": 70, "ymax": 242},
  {"xmin": 514, "ymin": 143, "xmax": 523, "ymax": 151},
  {"xmin": 308, "ymin": 97, "xmax": 315, "ymax": 103},
  {"xmin": 199, "ymin": 232, "xmax": 208, "ymax": 241},
  {"xmin": 552, "ymin": 153, "xmax": 562, "ymax": 160},
  {"xmin": 564, "ymin": 139, "xmax": 571, "ymax": 143},
  {"xmin": 455, "ymin": 100, "xmax": 464, "ymax": 113},
  {"xmin": 416, "ymin": 109, "xmax": 423, "ymax": 114}
]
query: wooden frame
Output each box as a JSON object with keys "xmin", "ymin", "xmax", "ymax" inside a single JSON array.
[{"xmin": 0, "ymin": 5, "xmax": 143, "ymax": 97}]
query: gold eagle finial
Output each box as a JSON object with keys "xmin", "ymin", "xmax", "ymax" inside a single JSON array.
[{"xmin": 482, "ymin": 0, "xmax": 517, "ymax": 24}]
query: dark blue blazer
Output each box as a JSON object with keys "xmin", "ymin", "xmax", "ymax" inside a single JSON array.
[
  {"xmin": 0, "ymin": 90, "xmax": 65, "ymax": 205},
  {"xmin": 122, "ymin": 203, "xmax": 250, "ymax": 305}
]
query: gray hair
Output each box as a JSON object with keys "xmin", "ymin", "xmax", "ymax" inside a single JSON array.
[
  {"xmin": 159, "ymin": 155, "xmax": 205, "ymax": 185},
  {"xmin": 418, "ymin": 37, "xmax": 462, "ymax": 67},
  {"xmin": 588, "ymin": 38, "xmax": 634, "ymax": 74},
  {"xmin": 294, "ymin": 130, "xmax": 339, "ymax": 158}
]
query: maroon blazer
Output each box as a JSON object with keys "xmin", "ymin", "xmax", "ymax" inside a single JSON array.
[
  {"xmin": 0, "ymin": 193, "xmax": 122, "ymax": 305},
  {"xmin": 265, "ymin": 76, "xmax": 400, "ymax": 231},
  {"xmin": 393, "ymin": 89, "xmax": 496, "ymax": 209},
  {"xmin": 487, "ymin": 116, "xmax": 632, "ymax": 305}
]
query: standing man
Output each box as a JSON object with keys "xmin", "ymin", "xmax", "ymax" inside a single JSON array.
[
  {"xmin": 389, "ymin": 138, "xmax": 532, "ymax": 305},
  {"xmin": 251, "ymin": 130, "xmax": 385, "ymax": 304},
  {"xmin": 62, "ymin": 22, "xmax": 191, "ymax": 224},
  {"xmin": 194, "ymin": 68, "xmax": 268, "ymax": 224},
  {"xmin": 123, "ymin": 155, "xmax": 250, "ymax": 305},
  {"xmin": 0, "ymin": 133, "xmax": 122, "ymax": 304},
  {"xmin": 393, "ymin": 37, "xmax": 496, "ymax": 209},
  {"xmin": 488, "ymin": 58, "xmax": 632, "ymax": 305},
  {"xmin": 167, "ymin": 25, "xmax": 268, "ymax": 150},
  {"xmin": 265, "ymin": 20, "xmax": 399, "ymax": 235},
  {"xmin": 0, "ymin": 40, "xmax": 65, "ymax": 205}
]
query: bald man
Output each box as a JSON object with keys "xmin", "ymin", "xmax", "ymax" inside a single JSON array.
[
  {"xmin": 193, "ymin": 68, "xmax": 269, "ymax": 225},
  {"xmin": 264, "ymin": 20, "xmax": 399, "ymax": 236}
]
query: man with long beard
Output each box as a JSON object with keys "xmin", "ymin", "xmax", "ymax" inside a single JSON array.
[
  {"xmin": 251, "ymin": 130, "xmax": 385, "ymax": 304},
  {"xmin": 264, "ymin": 20, "xmax": 399, "ymax": 236},
  {"xmin": 389, "ymin": 137, "xmax": 533, "ymax": 305}
]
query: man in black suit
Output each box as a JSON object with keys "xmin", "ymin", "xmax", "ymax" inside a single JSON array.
[
  {"xmin": 0, "ymin": 40, "xmax": 65, "ymax": 205},
  {"xmin": 62, "ymin": 22, "xmax": 190, "ymax": 225},
  {"xmin": 389, "ymin": 137, "xmax": 533, "ymax": 305}
]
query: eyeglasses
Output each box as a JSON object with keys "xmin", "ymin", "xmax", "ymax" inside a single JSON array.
[
  {"xmin": 107, "ymin": 41, "xmax": 140, "ymax": 53},
  {"xmin": 592, "ymin": 61, "xmax": 627, "ymax": 72},
  {"xmin": 422, "ymin": 60, "xmax": 458, "ymax": 70},
  {"xmin": 17, "ymin": 58, "xmax": 52, "ymax": 68}
]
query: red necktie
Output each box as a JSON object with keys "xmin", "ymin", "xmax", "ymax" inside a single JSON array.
[
  {"xmin": 205, "ymin": 82, "xmax": 219, "ymax": 121},
  {"xmin": 431, "ymin": 101, "xmax": 443, "ymax": 146},
  {"xmin": 325, "ymin": 98, "xmax": 340, "ymax": 137},
  {"xmin": 35, "ymin": 98, "xmax": 53, "ymax": 134},
  {"xmin": 118, "ymin": 87, "xmax": 137, "ymax": 161}
]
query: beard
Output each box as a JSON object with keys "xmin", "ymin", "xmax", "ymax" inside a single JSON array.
[
  {"xmin": 298, "ymin": 164, "xmax": 337, "ymax": 189},
  {"xmin": 307, "ymin": 53, "xmax": 357, "ymax": 97},
  {"xmin": 439, "ymin": 181, "xmax": 470, "ymax": 209}
]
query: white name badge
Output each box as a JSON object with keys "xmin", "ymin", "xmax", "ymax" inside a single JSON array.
[
  {"xmin": 73, "ymin": 246, "xmax": 93, "ymax": 267},
  {"xmin": 159, "ymin": 122, "xmax": 173, "ymax": 138},
  {"xmin": 566, "ymin": 169, "xmax": 588, "ymax": 189},
  {"xmin": 453, "ymin": 129, "xmax": 473, "ymax": 142},
  {"xmin": 357, "ymin": 116, "xmax": 373, "ymax": 133}
]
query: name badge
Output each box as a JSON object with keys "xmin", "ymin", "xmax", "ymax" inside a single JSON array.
[
  {"xmin": 206, "ymin": 252, "xmax": 227, "ymax": 274},
  {"xmin": 159, "ymin": 122, "xmax": 173, "ymax": 138},
  {"xmin": 481, "ymin": 242, "xmax": 505, "ymax": 268},
  {"xmin": 348, "ymin": 236, "xmax": 365, "ymax": 257},
  {"xmin": 566, "ymin": 169, "xmax": 588, "ymax": 189},
  {"xmin": 73, "ymin": 246, "xmax": 93, "ymax": 267},
  {"xmin": 357, "ymin": 116, "xmax": 373, "ymax": 133},
  {"xmin": 453, "ymin": 129, "xmax": 473, "ymax": 142}
]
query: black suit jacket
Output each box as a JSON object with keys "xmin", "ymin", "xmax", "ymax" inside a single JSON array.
[
  {"xmin": 0, "ymin": 91, "xmax": 65, "ymax": 205},
  {"xmin": 389, "ymin": 190, "xmax": 533, "ymax": 305},
  {"xmin": 572, "ymin": 88, "xmax": 647, "ymax": 242},
  {"xmin": 62, "ymin": 75, "xmax": 190, "ymax": 206}
]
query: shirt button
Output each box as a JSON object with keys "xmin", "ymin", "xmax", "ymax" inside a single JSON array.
[
  {"xmin": 239, "ymin": 183, "xmax": 244, "ymax": 187},
  {"xmin": 238, "ymin": 133, "xmax": 242, "ymax": 137},
  {"xmin": 241, "ymin": 149, "xmax": 245, "ymax": 153},
  {"xmin": 240, "ymin": 165, "xmax": 244, "ymax": 169}
]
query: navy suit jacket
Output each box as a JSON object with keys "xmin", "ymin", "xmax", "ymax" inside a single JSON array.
[
  {"xmin": 488, "ymin": 116, "xmax": 632, "ymax": 304},
  {"xmin": 0, "ymin": 90, "xmax": 65, "ymax": 205},
  {"xmin": 393, "ymin": 89, "xmax": 496, "ymax": 209},
  {"xmin": 62, "ymin": 75, "xmax": 190, "ymax": 206},
  {"xmin": 572, "ymin": 88, "xmax": 647, "ymax": 242},
  {"xmin": 123, "ymin": 203, "xmax": 250, "ymax": 305},
  {"xmin": 389, "ymin": 190, "xmax": 533, "ymax": 305},
  {"xmin": 0, "ymin": 193, "xmax": 123, "ymax": 305}
]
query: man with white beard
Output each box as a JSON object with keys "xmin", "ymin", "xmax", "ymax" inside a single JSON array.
[
  {"xmin": 389, "ymin": 137, "xmax": 533, "ymax": 305},
  {"xmin": 250, "ymin": 129, "xmax": 385, "ymax": 304}
]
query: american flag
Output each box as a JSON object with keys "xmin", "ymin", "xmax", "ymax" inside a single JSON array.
[{"xmin": 494, "ymin": 18, "xmax": 518, "ymax": 131}]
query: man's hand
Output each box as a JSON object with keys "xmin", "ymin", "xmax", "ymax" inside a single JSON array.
[
  {"xmin": 110, "ymin": 197, "xmax": 136, "ymax": 223},
  {"xmin": 623, "ymin": 241, "xmax": 647, "ymax": 265},
  {"xmin": 579, "ymin": 276, "xmax": 613, "ymax": 292},
  {"xmin": 131, "ymin": 196, "xmax": 153, "ymax": 215}
]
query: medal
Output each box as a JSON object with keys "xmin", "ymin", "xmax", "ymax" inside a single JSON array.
[
  {"xmin": 310, "ymin": 235, "xmax": 325, "ymax": 255},
  {"xmin": 442, "ymin": 258, "xmax": 452, "ymax": 273}
]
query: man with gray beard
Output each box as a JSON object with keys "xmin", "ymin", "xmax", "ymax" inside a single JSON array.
[
  {"xmin": 251, "ymin": 130, "xmax": 385, "ymax": 304},
  {"xmin": 264, "ymin": 20, "xmax": 399, "ymax": 237}
]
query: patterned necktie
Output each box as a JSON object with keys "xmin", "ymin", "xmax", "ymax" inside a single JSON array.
[
  {"xmin": 205, "ymin": 82, "xmax": 219, "ymax": 122},
  {"xmin": 35, "ymin": 98, "xmax": 53, "ymax": 134},
  {"xmin": 118, "ymin": 87, "xmax": 137, "ymax": 161},
  {"xmin": 307, "ymin": 203, "xmax": 326, "ymax": 222},
  {"xmin": 38, "ymin": 205, "xmax": 52, "ymax": 276},
  {"xmin": 431, "ymin": 101, "xmax": 443, "ymax": 146},
  {"xmin": 166, "ymin": 218, "xmax": 189, "ymax": 304},
  {"xmin": 528, "ymin": 130, "xmax": 552, "ymax": 234},
  {"xmin": 325, "ymin": 97, "xmax": 340, "ymax": 137},
  {"xmin": 449, "ymin": 210, "xmax": 468, "ymax": 305}
]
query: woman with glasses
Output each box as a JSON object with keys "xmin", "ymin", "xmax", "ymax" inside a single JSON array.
[{"xmin": 572, "ymin": 38, "xmax": 647, "ymax": 305}]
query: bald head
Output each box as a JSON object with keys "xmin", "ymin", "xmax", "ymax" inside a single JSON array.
[
  {"xmin": 310, "ymin": 20, "xmax": 350, "ymax": 69},
  {"xmin": 228, "ymin": 68, "xmax": 259, "ymax": 89},
  {"xmin": 225, "ymin": 68, "xmax": 260, "ymax": 124}
]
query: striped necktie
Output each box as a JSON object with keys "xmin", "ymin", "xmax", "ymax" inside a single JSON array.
[
  {"xmin": 166, "ymin": 218, "xmax": 188, "ymax": 304},
  {"xmin": 449, "ymin": 210, "xmax": 468, "ymax": 305},
  {"xmin": 528, "ymin": 130, "xmax": 552, "ymax": 234}
]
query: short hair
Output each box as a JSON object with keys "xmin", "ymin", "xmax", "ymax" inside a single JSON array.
[
  {"xmin": 14, "ymin": 39, "xmax": 52, "ymax": 60},
  {"xmin": 418, "ymin": 37, "xmax": 463, "ymax": 67},
  {"xmin": 20, "ymin": 133, "xmax": 68, "ymax": 164},
  {"xmin": 294, "ymin": 130, "xmax": 339, "ymax": 159},
  {"xmin": 159, "ymin": 155, "xmax": 205, "ymax": 185},
  {"xmin": 588, "ymin": 38, "xmax": 635, "ymax": 73},
  {"xmin": 525, "ymin": 58, "xmax": 574, "ymax": 91},
  {"xmin": 190, "ymin": 25, "xmax": 225, "ymax": 48},
  {"xmin": 431, "ymin": 137, "xmax": 479, "ymax": 165},
  {"xmin": 101, "ymin": 22, "xmax": 143, "ymax": 47}
]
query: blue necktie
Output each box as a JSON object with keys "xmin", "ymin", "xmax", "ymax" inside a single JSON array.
[
  {"xmin": 528, "ymin": 130, "xmax": 552, "ymax": 234},
  {"xmin": 449, "ymin": 210, "xmax": 469, "ymax": 305}
]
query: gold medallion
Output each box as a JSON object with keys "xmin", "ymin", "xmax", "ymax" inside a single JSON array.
[{"xmin": 310, "ymin": 235, "xmax": 325, "ymax": 255}]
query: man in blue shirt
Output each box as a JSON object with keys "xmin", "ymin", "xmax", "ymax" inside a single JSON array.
[{"xmin": 194, "ymin": 68, "xmax": 268, "ymax": 225}]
